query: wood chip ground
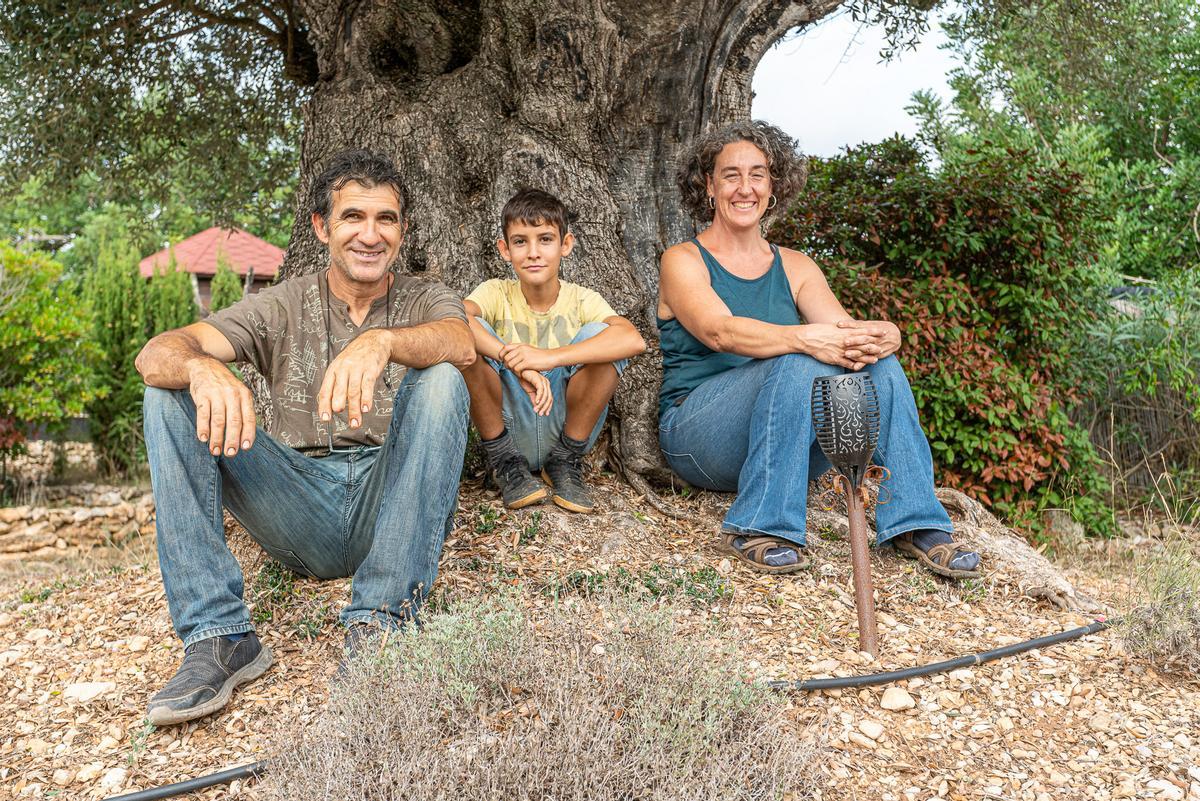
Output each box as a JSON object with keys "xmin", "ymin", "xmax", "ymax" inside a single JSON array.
[{"xmin": 2, "ymin": 474, "xmax": 1198, "ymax": 800}]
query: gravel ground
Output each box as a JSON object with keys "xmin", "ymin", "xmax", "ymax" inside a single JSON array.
[{"xmin": 1, "ymin": 475, "xmax": 1197, "ymax": 800}]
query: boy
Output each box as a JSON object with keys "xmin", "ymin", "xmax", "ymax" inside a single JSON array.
[{"xmin": 462, "ymin": 188, "xmax": 646, "ymax": 512}]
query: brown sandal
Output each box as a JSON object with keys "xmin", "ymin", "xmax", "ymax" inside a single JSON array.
[
  {"xmin": 894, "ymin": 533, "xmax": 982, "ymax": 579},
  {"xmin": 721, "ymin": 532, "xmax": 810, "ymax": 574}
]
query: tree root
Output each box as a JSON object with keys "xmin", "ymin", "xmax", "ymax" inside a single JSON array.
[{"xmin": 623, "ymin": 468, "xmax": 696, "ymax": 521}]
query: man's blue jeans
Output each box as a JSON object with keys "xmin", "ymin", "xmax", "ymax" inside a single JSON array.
[
  {"xmin": 659, "ymin": 354, "xmax": 953, "ymax": 546},
  {"xmin": 478, "ymin": 319, "xmax": 628, "ymax": 471},
  {"xmin": 143, "ymin": 363, "xmax": 469, "ymax": 646}
]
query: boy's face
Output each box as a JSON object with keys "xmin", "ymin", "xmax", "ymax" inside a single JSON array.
[{"xmin": 496, "ymin": 220, "xmax": 574, "ymax": 288}]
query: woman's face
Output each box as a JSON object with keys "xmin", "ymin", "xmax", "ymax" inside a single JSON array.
[{"xmin": 706, "ymin": 140, "xmax": 772, "ymax": 228}]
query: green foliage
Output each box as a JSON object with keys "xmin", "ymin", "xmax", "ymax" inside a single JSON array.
[
  {"xmin": 774, "ymin": 137, "xmax": 1114, "ymax": 535},
  {"xmin": 0, "ymin": 2, "xmax": 306, "ymax": 233},
  {"xmin": 208, "ymin": 250, "xmax": 245, "ymax": 313},
  {"xmin": 550, "ymin": 565, "xmax": 732, "ymax": 607},
  {"xmin": 923, "ymin": 0, "xmax": 1200, "ymax": 281},
  {"xmin": 0, "ymin": 244, "xmax": 101, "ymax": 460},
  {"xmin": 146, "ymin": 252, "xmax": 197, "ymax": 335},
  {"xmin": 85, "ymin": 238, "xmax": 148, "ymax": 477},
  {"xmin": 1101, "ymin": 271, "xmax": 1200, "ymax": 422}
]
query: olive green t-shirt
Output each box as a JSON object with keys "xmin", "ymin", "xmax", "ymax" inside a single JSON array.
[{"xmin": 204, "ymin": 271, "xmax": 466, "ymax": 451}]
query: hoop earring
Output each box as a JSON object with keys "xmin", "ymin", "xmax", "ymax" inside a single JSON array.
[
  {"xmin": 707, "ymin": 196, "xmax": 715, "ymax": 209},
  {"xmin": 767, "ymin": 194, "xmax": 777, "ymax": 210}
]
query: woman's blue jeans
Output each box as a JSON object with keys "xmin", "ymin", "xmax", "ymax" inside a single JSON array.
[
  {"xmin": 143, "ymin": 363, "xmax": 469, "ymax": 646},
  {"xmin": 659, "ymin": 354, "xmax": 953, "ymax": 547}
]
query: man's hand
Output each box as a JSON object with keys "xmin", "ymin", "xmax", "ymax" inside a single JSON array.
[
  {"xmin": 837, "ymin": 319, "xmax": 902, "ymax": 367},
  {"xmin": 317, "ymin": 329, "xmax": 392, "ymax": 428},
  {"xmin": 518, "ymin": 369, "xmax": 553, "ymax": 416},
  {"xmin": 188, "ymin": 358, "xmax": 257, "ymax": 457},
  {"xmin": 499, "ymin": 343, "xmax": 559, "ymax": 373}
]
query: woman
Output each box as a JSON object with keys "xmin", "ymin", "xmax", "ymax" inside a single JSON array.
[{"xmin": 657, "ymin": 121, "xmax": 980, "ymax": 579}]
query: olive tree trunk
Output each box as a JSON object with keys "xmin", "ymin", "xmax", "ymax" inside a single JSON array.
[{"xmin": 283, "ymin": 0, "xmax": 843, "ymax": 480}]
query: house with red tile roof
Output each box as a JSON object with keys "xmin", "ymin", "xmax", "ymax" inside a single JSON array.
[{"xmin": 139, "ymin": 227, "xmax": 284, "ymax": 309}]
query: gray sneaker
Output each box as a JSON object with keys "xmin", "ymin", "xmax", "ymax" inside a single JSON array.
[
  {"xmin": 541, "ymin": 448, "xmax": 594, "ymax": 513},
  {"xmin": 491, "ymin": 452, "xmax": 549, "ymax": 509},
  {"xmin": 147, "ymin": 633, "xmax": 273, "ymax": 726}
]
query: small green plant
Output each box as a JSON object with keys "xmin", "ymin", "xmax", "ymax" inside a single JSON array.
[
  {"xmin": 250, "ymin": 560, "xmax": 297, "ymax": 623},
  {"xmin": 955, "ymin": 578, "xmax": 989, "ymax": 604},
  {"xmin": 902, "ymin": 569, "xmax": 937, "ymax": 597},
  {"xmin": 474, "ymin": 504, "xmax": 500, "ymax": 535},
  {"xmin": 519, "ymin": 510, "xmax": 543, "ymax": 545},
  {"xmin": 18, "ymin": 585, "xmax": 54, "ymax": 604},
  {"xmin": 127, "ymin": 718, "xmax": 156, "ymax": 766},
  {"xmin": 546, "ymin": 566, "xmax": 731, "ymax": 606},
  {"xmin": 294, "ymin": 604, "xmax": 330, "ymax": 641}
]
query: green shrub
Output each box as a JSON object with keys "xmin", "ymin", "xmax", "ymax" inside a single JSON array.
[
  {"xmin": 266, "ymin": 594, "xmax": 822, "ymax": 801},
  {"xmin": 145, "ymin": 251, "xmax": 196, "ymax": 335},
  {"xmin": 0, "ymin": 244, "xmax": 100, "ymax": 469},
  {"xmin": 208, "ymin": 249, "xmax": 244, "ymax": 312},
  {"xmin": 85, "ymin": 238, "xmax": 148, "ymax": 477},
  {"xmin": 774, "ymin": 137, "xmax": 1114, "ymax": 535}
]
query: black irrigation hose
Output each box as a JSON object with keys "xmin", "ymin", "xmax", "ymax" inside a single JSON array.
[
  {"xmin": 103, "ymin": 760, "xmax": 268, "ymax": 801},
  {"xmin": 767, "ymin": 619, "xmax": 1111, "ymax": 692},
  {"xmin": 102, "ymin": 620, "xmax": 1111, "ymax": 801}
]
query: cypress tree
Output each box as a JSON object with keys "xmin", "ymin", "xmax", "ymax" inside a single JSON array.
[
  {"xmin": 85, "ymin": 238, "xmax": 148, "ymax": 476},
  {"xmin": 209, "ymin": 249, "xmax": 244, "ymax": 313},
  {"xmin": 147, "ymin": 250, "xmax": 196, "ymax": 334}
]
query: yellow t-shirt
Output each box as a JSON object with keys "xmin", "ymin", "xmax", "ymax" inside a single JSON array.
[{"xmin": 466, "ymin": 278, "xmax": 618, "ymax": 349}]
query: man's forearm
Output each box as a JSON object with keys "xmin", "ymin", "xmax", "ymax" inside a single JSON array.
[
  {"xmin": 136, "ymin": 330, "xmax": 225, "ymax": 389},
  {"xmin": 387, "ymin": 318, "xmax": 475, "ymax": 369}
]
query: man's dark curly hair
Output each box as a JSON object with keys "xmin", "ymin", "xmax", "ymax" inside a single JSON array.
[
  {"xmin": 676, "ymin": 120, "xmax": 807, "ymax": 224},
  {"xmin": 309, "ymin": 149, "xmax": 408, "ymax": 223}
]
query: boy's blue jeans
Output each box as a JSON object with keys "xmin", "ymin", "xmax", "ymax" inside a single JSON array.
[
  {"xmin": 143, "ymin": 363, "xmax": 469, "ymax": 647},
  {"xmin": 478, "ymin": 319, "xmax": 628, "ymax": 471},
  {"xmin": 658, "ymin": 353, "xmax": 953, "ymax": 546}
]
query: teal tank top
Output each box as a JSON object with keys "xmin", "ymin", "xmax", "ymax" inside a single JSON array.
[{"xmin": 657, "ymin": 239, "xmax": 801, "ymax": 418}]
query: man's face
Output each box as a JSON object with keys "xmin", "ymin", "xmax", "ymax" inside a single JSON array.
[
  {"xmin": 496, "ymin": 220, "xmax": 574, "ymax": 289},
  {"xmin": 311, "ymin": 181, "xmax": 405, "ymax": 288}
]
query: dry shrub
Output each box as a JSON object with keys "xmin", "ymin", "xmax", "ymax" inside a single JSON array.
[
  {"xmin": 264, "ymin": 594, "xmax": 824, "ymax": 801},
  {"xmin": 1119, "ymin": 540, "xmax": 1200, "ymax": 674}
]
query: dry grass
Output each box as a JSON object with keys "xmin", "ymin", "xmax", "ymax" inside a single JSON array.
[
  {"xmin": 263, "ymin": 592, "xmax": 825, "ymax": 801},
  {"xmin": 1118, "ymin": 538, "xmax": 1200, "ymax": 674}
]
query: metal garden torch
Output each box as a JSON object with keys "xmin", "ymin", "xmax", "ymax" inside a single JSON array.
[{"xmin": 812, "ymin": 371, "xmax": 882, "ymax": 657}]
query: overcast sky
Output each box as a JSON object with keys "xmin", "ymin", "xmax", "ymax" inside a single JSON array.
[{"xmin": 752, "ymin": 10, "xmax": 958, "ymax": 157}]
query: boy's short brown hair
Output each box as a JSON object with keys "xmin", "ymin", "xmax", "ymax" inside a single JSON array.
[{"xmin": 501, "ymin": 188, "xmax": 571, "ymax": 239}]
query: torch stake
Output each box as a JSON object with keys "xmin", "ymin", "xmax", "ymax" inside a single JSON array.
[{"xmin": 844, "ymin": 478, "xmax": 879, "ymax": 656}]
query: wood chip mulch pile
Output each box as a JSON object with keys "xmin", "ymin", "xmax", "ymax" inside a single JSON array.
[{"xmin": 2, "ymin": 474, "xmax": 1198, "ymax": 800}]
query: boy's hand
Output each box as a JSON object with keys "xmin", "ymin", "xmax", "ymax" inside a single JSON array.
[
  {"xmin": 318, "ymin": 329, "xmax": 391, "ymax": 428},
  {"xmin": 518, "ymin": 369, "xmax": 553, "ymax": 416},
  {"xmin": 499, "ymin": 343, "xmax": 559, "ymax": 373}
]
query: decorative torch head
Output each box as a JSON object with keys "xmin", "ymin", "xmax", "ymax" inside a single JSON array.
[{"xmin": 811, "ymin": 371, "xmax": 881, "ymax": 489}]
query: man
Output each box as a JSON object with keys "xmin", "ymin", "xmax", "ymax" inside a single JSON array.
[{"xmin": 135, "ymin": 149, "xmax": 474, "ymax": 726}]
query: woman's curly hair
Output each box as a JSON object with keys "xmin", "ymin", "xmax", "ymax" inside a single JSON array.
[{"xmin": 676, "ymin": 120, "xmax": 807, "ymax": 225}]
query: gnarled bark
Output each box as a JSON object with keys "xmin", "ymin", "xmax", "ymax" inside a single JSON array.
[{"xmin": 281, "ymin": 0, "xmax": 844, "ymax": 478}]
